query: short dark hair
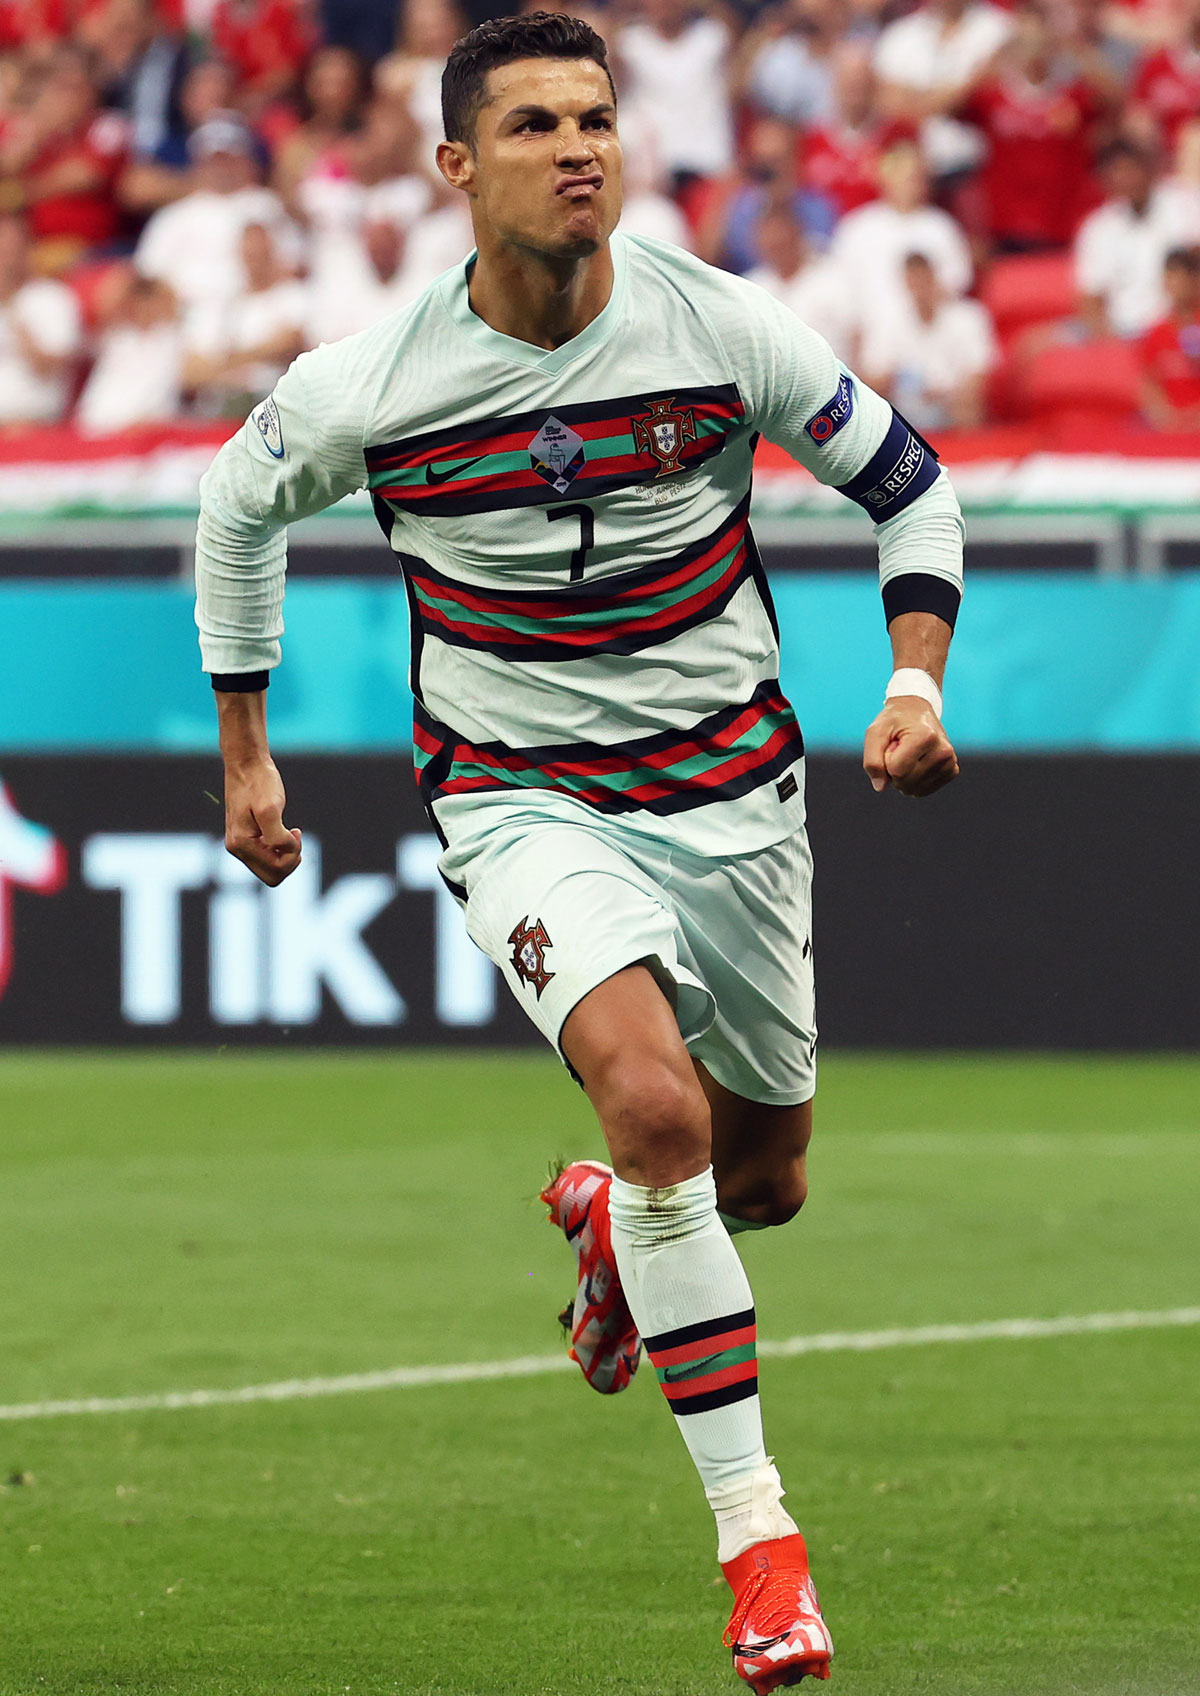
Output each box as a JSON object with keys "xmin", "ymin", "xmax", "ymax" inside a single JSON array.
[
  {"xmin": 1164, "ymin": 244, "xmax": 1200, "ymax": 274},
  {"xmin": 1097, "ymin": 137, "xmax": 1152, "ymax": 172},
  {"xmin": 441, "ymin": 12, "xmax": 615, "ymax": 146}
]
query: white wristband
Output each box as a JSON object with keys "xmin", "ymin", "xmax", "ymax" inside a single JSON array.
[{"xmin": 885, "ymin": 667, "xmax": 943, "ymax": 719}]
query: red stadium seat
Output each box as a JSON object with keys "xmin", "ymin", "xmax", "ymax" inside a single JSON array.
[
  {"xmin": 981, "ymin": 253, "xmax": 1077, "ymax": 338},
  {"xmin": 1024, "ymin": 338, "xmax": 1141, "ymax": 423}
]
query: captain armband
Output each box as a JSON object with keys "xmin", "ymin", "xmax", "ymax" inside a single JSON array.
[{"xmin": 836, "ymin": 410, "xmax": 942, "ymax": 522}]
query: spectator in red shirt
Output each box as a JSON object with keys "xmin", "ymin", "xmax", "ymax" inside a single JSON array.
[
  {"xmin": 1139, "ymin": 244, "xmax": 1200, "ymax": 428},
  {"xmin": 0, "ymin": 45, "xmax": 128, "ymax": 265},
  {"xmin": 802, "ymin": 44, "xmax": 894, "ymax": 218},
  {"xmin": 1131, "ymin": 1, "xmax": 1200, "ymax": 153},
  {"xmin": 209, "ymin": 0, "xmax": 315, "ymax": 112},
  {"xmin": 0, "ymin": 0, "xmax": 72, "ymax": 55},
  {"xmin": 959, "ymin": 5, "xmax": 1115, "ymax": 252}
]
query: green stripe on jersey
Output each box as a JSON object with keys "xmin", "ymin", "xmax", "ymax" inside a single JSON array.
[
  {"xmin": 446, "ymin": 701, "xmax": 795, "ymax": 796},
  {"xmin": 411, "ymin": 540, "xmax": 743, "ymax": 635}
]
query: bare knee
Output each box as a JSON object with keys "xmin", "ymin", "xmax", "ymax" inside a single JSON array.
[
  {"xmin": 718, "ymin": 1160, "xmax": 808, "ymax": 1228},
  {"xmin": 590, "ymin": 1054, "xmax": 711, "ymax": 1188},
  {"xmin": 562, "ymin": 964, "xmax": 711, "ymax": 1187}
]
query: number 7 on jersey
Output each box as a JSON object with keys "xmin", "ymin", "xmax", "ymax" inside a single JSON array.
[{"xmin": 547, "ymin": 503, "xmax": 595, "ymax": 582}]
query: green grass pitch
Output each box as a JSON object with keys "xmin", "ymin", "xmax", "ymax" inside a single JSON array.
[{"xmin": 1, "ymin": 1052, "xmax": 1198, "ymax": 1696}]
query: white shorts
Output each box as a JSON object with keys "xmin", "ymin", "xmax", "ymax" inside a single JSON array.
[{"xmin": 444, "ymin": 800, "xmax": 816, "ymax": 1106}]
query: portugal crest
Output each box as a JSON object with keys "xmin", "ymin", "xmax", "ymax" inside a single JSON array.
[
  {"xmin": 632, "ymin": 396, "xmax": 697, "ymax": 476},
  {"xmin": 508, "ymin": 916, "xmax": 555, "ymax": 998}
]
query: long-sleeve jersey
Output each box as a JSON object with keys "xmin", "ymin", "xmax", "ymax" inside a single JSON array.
[{"xmin": 196, "ymin": 231, "xmax": 964, "ymax": 858}]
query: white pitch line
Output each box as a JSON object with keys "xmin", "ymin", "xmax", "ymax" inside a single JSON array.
[{"xmin": 2, "ymin": 1306, "xmax": 1197, "ymax": 1424}]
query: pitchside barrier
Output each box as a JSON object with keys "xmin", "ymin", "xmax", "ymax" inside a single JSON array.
[
  {"xmin": 0, "ymin": 754, "xmax": 1195, "ymax": 1049},
  {"xmin": 2, "ymin": 488, "xmax": 1198, "ymax": 1049}
]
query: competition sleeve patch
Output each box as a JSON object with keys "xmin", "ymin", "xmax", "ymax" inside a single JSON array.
[
  {"xmin": 836, "ymin": 409, "xmax": 940, "ymax": 519},
  {"xmin": 805, "ymin": 372, "xmax": 855, "ymax": 444},
  {"xmin": 250, "ymin": 396, "xmax": 284, "ymax": 459}
]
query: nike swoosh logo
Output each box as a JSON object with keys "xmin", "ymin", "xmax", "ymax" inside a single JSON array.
[
  {"xmin": 662, "ymin": 1353, "xmax": 722, "ymax": 1384},
  {"xmin": 424, "ymin": 454, "xmax": 487, "ymax": 486}
]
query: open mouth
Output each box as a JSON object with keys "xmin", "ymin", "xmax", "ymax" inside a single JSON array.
[{"xmin": 556, "ymin": 174, "xmax": 604, "ymax": 198}]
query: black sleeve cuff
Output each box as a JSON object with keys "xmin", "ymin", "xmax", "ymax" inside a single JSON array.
[
  {"xmin": 210, "ymin": 671, "xmax": 269, "ymax": 692},
  {"xmin": 882, "ymin": 572, "xmax": 961, "ymax": 631}
]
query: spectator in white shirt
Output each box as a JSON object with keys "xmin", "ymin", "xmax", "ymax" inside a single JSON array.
[
  {"xmin": 831, "ymin": 141, "xmax": 973, "ymax": 328},
  {"xmin": 134, "ymin": 111, "xmax": 301, "ymax": 324},
  {"xmin": 617, "ymin": 0, "xmax": 735, "ymax": 186},
  {"xmin": 859, "ymin": 250, "xmax": 997, "ymax": 430},
  {"xmin": 76, "ymin": 272, "xmax": 184, "ymax": 434},
  {"xmin": 304, "ymin": 206, "xmax": 408, "ymax": 343},
  {"xmin": 745, "ymin": 203, "xmax": 856, "ymax": 358},
  {"xmin": 298, "ymin": 93, "xmax": 432, "ymax": 341},
  {"xmin": 873, "ymin": 0, "xmax": 1012, "ymax": 178},
  {"xmin": 1075, "ymin": 139, "xmax": 1200, "ymax": 338},
  {"xmin": 185, "ymin": 223, "xmax": 307, "ymax": 412},
  {"xmin": 612, "ymin": 101, "xmax": 695, "ymax": 251},
  {"xmin": 373, "ymin": 0, "xmax": 463, "ymax": 173},
  {"xmin": 0, "ymin": 212, "xmax": 82, "ymax": 427},
  {"xmin": 304, "ymin": 184, "xmax": 473, "ymax": 344}
]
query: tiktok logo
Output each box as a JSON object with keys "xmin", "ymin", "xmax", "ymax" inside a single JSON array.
[{"xmin": 0, "ymin": 778, "xmax": 66, "ymax": 997}]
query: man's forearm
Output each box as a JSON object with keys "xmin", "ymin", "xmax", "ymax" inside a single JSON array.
[
  {"xmin": 216, "ymin": 688, "xmax": 272, "ymax": 770},
  {"xmin": 887, "ymin": 610, "xmax": 953, "ymax": 690}
]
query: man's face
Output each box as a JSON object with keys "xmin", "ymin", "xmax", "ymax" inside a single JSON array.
[
  {"xmin": 1107, "ymin": 153, "xmax": 1152, "ymax": 204},
  {"xmin": 441, "ymin": 57, "xmax": 622, "ymax": 262},
  {"xmin": 199, "ymin": 146, "xmax": 256, "ymax": 194},
  {"xmin": 1164, "ymin": 260, "xmax": 1200, "ymax": 314},
  {"xmin": 904, "ymin": 254, "xmax": 938, "ymax": 313}
]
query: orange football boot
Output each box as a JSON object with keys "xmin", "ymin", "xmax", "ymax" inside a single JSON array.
[
  {"xmin": 540, "ymin": 1159, "xmax": 641, "ymax": 1394},
  {"xmin": 722, "ymin": 1533, "xmax": 834, "ymax": 1691}
]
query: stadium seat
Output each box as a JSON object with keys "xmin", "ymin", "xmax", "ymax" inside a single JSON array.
[
  {"xmin": 1024, "ymin": 338, "xmax": 1142, "ymax": 423},
  {"xmin": 981, "ymin": 253, "xmax": 1077, "ymax": 338}
]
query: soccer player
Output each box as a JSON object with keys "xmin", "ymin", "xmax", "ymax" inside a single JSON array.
[{"xmin": 195, "ymin": 15, "xmax": 963, "ymax": 1689}]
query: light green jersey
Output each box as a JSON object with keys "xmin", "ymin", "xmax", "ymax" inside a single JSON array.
[{"xmin": 196, "ymin": 233, "xmax": 963, "ymax": 858}]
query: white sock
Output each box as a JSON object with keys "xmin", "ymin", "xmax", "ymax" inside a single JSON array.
[
  {"xmin": 706, "ymin": 1457, "xmax": 800, "ymax": 1565},
  {"xmin": 608, "ymin": 1166, "xmax": 798, "ymax": 1556}
]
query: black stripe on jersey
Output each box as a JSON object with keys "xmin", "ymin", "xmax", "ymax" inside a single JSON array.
[
  {"xmin": 410, "ymin": 490, "xmax": 752, "ymax": 608},
  {"xmin": 837, "ymin": 409, "xmax": 941, "ymax": 521},
  {"xmin": 365, "ymin": 383, "xmax": 743, "ymax": 466},
  {"xmin": 418, "ymin": 684, "xmax": 805, "ymax": 818},
  {"xmin": 374, "ymin": 435, "xmax": 737, "ymax": 519},
  {"xmin": 405, "ymin": 495, "xmax": 755, "ymax": 662},
  {"xmin": 745, "ymin": 524, "xmax": 780, "ymax": 644},
  {"xmin": 882, "ymin": 571, "xmax": 962, "ymax": 630}
]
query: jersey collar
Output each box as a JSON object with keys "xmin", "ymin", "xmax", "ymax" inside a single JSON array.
[{"xmin": 438, "ymin": 233, "xmax": 629, "ymax": 373}]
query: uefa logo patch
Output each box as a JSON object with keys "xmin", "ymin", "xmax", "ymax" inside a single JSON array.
[
  {"xmin": 805, "ymin": 373, "xmax": 855, "ymax": 445},
  {"xmin": 251, "ymin": 395, "xmax": 285, "ymax": 458}
]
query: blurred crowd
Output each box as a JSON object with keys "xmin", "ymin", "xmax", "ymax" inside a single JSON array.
[{"xmin": 2, "ymin": 0, "xmax": 1200, "ymax": 438}]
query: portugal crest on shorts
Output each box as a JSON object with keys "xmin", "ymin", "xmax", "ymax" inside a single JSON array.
[
  {"xmin": 632, "ymin": 397, "xmax": 697, "ymax": 476},
  {"xmin": 508, "ymin": 916, "xmax": 555, "ymax": 998}
]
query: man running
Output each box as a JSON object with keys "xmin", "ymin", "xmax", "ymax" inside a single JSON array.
[{"xmin": 195, "ymin": 15, "xmax": 963, "ymax": 1689}]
